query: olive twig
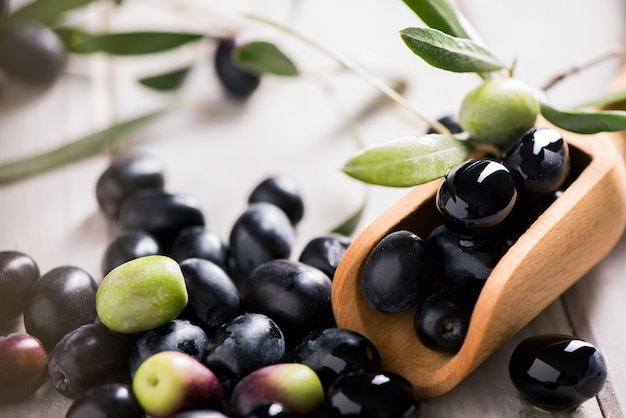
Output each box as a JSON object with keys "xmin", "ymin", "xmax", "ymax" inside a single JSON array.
[
  {"xmin": 245, "ymin": 13, "xmax": 452, "ymax": 136},
  {"xmin": 540, "ymin": 46, "xmax": 626, "ymax": 92}
]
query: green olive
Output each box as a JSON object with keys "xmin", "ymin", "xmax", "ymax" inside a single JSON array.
[
  {"xmin": 0, "ymin": 23, "xmax": 66, "ymax": 87},
  {"xmin": 96, "ymin": 255, "xmax": 188, "ymax": 334},
  {"xmin": 458, "ymin": 78, "xmax": 539, "ymax": 150}
]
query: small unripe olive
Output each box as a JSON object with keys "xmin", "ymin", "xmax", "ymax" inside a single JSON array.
[{"xmin": 458, "ymin": 78, "xmax": 539, "ymax": 150}]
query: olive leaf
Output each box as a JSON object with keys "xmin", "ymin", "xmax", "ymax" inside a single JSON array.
[
  {"xmin": 232, "ymin": 41, "xmax": 298, "ymax": 76},
  {"xmin": 400, "ymin": 27, "xmax": 507, "ymax": 73},
  {"xmin": 138, "ymin": 66, "xmax": 192, "ymax": 91},
  {"xmin": 401, "ymin": 0, "xmax": 472, "ymax": 39},
  {"xmin": 343, "ymin": 134, "xmax": 473, "ymax": 187},
  {"xmin": 0, "ymin": 106, "xmax": 175, "ymax": 184},
  {"xmin": 0, "ymin": 0, "xmax": 95, "ymax": 29},
  {"xmin": 539, "ymin": 102, "xmax": 626, "ymax": 134},
  {"xmin": 55, "ymin": 28, "xmax": 206, "ymax": 55}
]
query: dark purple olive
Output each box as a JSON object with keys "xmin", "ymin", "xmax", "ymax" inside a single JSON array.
[
  {"xmin": 509, "ymin": 334, "xmax": 607, "ymax": 411},
  {"xmin": 65, "ymin": 383, "xmax": 145, "ymax": 418},
  {"xmin": 48, "ymin": 323, "xmax": 136, "ymax": 399},
  {"xmin": 214, "ymin": 37, "xmax": 261, "ymax": 99},
  {"xmin": 248, "ymin": 176, "xmax": 305, "ymax": 226},
  {"xmin": 129, "ymin": 319, "xmax": 210, "ymax": 378},
  {"xmin": 179, "ymin": 258, "xmax": 242, "ymax": 335},
  {"xmin": 436, "ymin": 158, "xmax": 518, "ymax": 237},
  {"xmin": 504, "ymin": 127, "xmax": 570, "ymax": 197},
  {"xmin": 201, "ymin": 313, "xmax": 285, "ymax": 394},
  {"xmin": 118, "ymin": 189, "xmax": 205, "ymax": 252},
  {"xmin": 360, "ymin": 230, "xmax": 432, "ymax": 313},
  {"xmin": 413, "ymin": 285, "xmax": 480, "ymax": 353},
  {"xmin": 426, "ymin": 114, "xmax": 464, "ymax": 135},
  {"xmin": 101, "ymin": 230, "xmax": 161, "ymax": 275},
  {"xmin": 291, "ymin": 327, "xmax": 380, "ymax": 391},
  {"xmin": 171, "ymin": 412, "xmax": 229, "ymax": 418},
  {"xmin": 327, "ymin": 370, "xmax": 421, "ymax": 418},
  {"xmin": 23, "ymin": 266, "xmax": 98, "ymax": 351},
  {"xmin": 241, "ymin": 259, "xmax": 333, "ymax": 344},
  {"xmin": 298, "ymin": 234, "xmax": 352, "ymax": 280},
  {"xmin": 427, "ymin": 224, "xmax": 510, "ymax": 291},
  {"xmin": 0, "ymin": 23, "xmax": 66, "ymax": 86},
  {"xmin": 243, "ymin": 403, "xmax": 292, "ymax": 418},
  {"xmin": 229, "ymin": 202, "xmax": 294, "ymax": 279},
  {"xmin": 0, "ymin": 251, "xmax": 40, "ymax": 331},
  {"xmin": 0, "ymin": 333, "xmax": 47, "ymax": 405},
  {"xmin": 170, "ymin": 226, "xmax": 230, "ymax": 272},
  {"xmin": 95, "ymin": 154, "xmax": 166, "ymax": 220}
]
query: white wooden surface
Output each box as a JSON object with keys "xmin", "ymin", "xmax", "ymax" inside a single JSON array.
[{"xmin": 0, "ymin": 0, "xmax": 624, "ymax": 416}]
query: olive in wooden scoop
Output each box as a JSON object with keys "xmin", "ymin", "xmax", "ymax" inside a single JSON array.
[{"xmin": 331, "ymin": 129, "xmax": 626, "ymax": 398}]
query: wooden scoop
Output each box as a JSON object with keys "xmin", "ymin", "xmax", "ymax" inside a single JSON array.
[{"xmin": 331, "ymin": 121, "xmax": 626, "ymax": 398}]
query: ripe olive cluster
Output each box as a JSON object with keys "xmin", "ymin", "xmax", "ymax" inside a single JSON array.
[
  {"xmin": 362, "ymin": 122, "xmax": 572, "ymax": 352},
  {"xmin": 0, "ymin": 153, "xmax": 426, "ymax": 418}
]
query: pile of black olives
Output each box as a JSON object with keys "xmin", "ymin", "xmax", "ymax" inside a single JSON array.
[
  {"xmin": 0, "ymin": 153, "xmax": 426, "ymax": 418},
  {"xmin": 361, "ymin": 125, "xmax": 571, "ymax": 353}
]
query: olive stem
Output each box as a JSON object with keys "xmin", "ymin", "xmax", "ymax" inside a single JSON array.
[
  {"xmin": 0, "ymin": 105, "xmax": 177, "ymax": 185},
  {"xmin": 245, "ymin": 13, "xmax": 452, "ymax": 136},
  {"xmin": 540, "ymin": 46, "xmax": 626, "ymax": 92}
]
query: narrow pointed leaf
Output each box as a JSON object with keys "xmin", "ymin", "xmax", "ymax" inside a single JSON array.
[
  {"xmin": 343, "ymin": 134, "xmax": 473, "ymax": 187},
  {"xmin": 331, "ymin": 195, "xmax": 368, "ymax": 236},
  {"xmin": 401, "ymin": 0, "xmax": 471, "ymax": 39},
  {"xmin": 58, "ymin": 31, "xmax": 205, "ymax": 55},
  {"xmin": 400, "ymin": 27, "xmax": 506, "ymax": 73},
  {"xmin": 540, "ymin": 102, "xmax": 626, "ymax": 134},
  {"xmin": 233, "ymin": 41, "xmax": 298, "ymax": 76},
  {"xmin": 0, "ymin": 106, "xmax": 175, "ymax": 184},
  {"xmin": 138, "ymin": 66, "xmax": 191, "ymax": 91},
  {"xmin": 0, "ymin": 0, "xmax": 94, "ymax": 28}
]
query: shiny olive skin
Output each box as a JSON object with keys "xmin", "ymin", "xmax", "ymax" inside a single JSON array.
[
  {"xmin": 327, "ymin": 370, "xmax": 421, "ymax": 418},
  {"xmin": 170, "ymin": 226, "xmax": 230, "ymax": 272},
  {"xmin": 0, "ymin": 24, "xmax": 66, "ymax": 86},
  {"xmin": 241, "ymin": 259, "xmax": 333, "ymax": 344},
  {"xmin": 243, "ymin": 403, "xmax": 292, "ymax": 418},
  {"xmin": 119, "ymin": 189, "xmax": 205, "ymax": 252},
  {"xmin": 202, "ymin": 313, "xmax": 285, "ymax": 394},
  {"xmin": 214, "ymin": 37, "xmax": 261, "ymax": 99},
  {"xmin": 413, "ymin": 285, "xmax": 480, "ymax": 353},
  {"xmin": 436, "ymin": 158, "xmax": 518, "ymax": 237},
  {"xmin": 503, "ymin": 127, "xmax": 570, "ymax": 197},
  {"xmin": 229, "ymin": 202, "xmax": 295, "ymax": 279},
  {"xmin": 248, "ymin": 176, "xmax": 305, "ymax": 226},
  {"xmin": 0, "ymin": 333, "xmax": 47, "ymax": 405},
  {"xmin": 0, "ymin": 251, "xmax": 40, "ymax": 331},
  {"xmin": 65, "ymin": 383, "xmax": 145, "ymax": 418},
  {"xmin": 298, "ymin": 234, "xmax": 352, "ymax": 280},
  {"xmin": 360, "ymin": 230, "xmax": 432, "ymax": 313},
  {"xmin": 96, "ymin": 154, "xmax": 166, "ymax": 220},
  {"xmin": 48, "ymin": 323, "xmax": 136, "ymax": 399},
  {"xmin": 427, "ymin": 224, "xmax": 511, "ymax": 290},
  {"xmin": 291, "ymin": 327, "xmax": 381, "ymax": 391},
  {"xmin": 171, "ymin": 412, "xmax": 229, "ymax": 418},
  {"xmin": 179, "ymin": 258, "xmax": 242, "ymax": 335},
  {"xmin": 128, "ymin": 319, "xmax": 210, "ymax": 378},
  {"xmin": 23, "ymin": 266, "xmax": 98, "ymax": 352},
  {"xmin": 101, "ymin": 229, "xmax": 161, "ymax": 275},
  {"xmin": 509, "ymin": 335, "xmax": 607, "ymax": 411}
]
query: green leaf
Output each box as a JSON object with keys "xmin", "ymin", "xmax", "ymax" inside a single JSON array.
[
  {"xmin": 57, "ymin": 30, "xmax": 205, "ymax": 55},
  {"xmin": 400, "ymin": 27, "xmax": 507, "ymax": 73},
  {"xmin": 54, "ymin": 27, "xmax": 100, "ymax": 54},
  {"xmin": 0, "ymin": 0, "xmax": 94, "ymax": 29},
  {"xmin": 331, "ymin": 195, "xmax": 368, "ymax": 236},
  {"xmin": 138, "ymin": 66, "xmax": 191, "ymax": 91},
  {"xmin": 401, "ymin": 0, "xmax": 471, "ymax": 39},
  {"xmin": 0, "ymin": 106, "xmax": 175, "ymax": 184},
  {"xmin": 540, "ymin": 102, "xmax": 626, "ymax": 134},
  {"xmin": 232, "ymin": 41, "xmax": 298, "ymax": 76},
  {"xmin": 343, "ymin": 134, "xmax": 473, "ymax": 187}
]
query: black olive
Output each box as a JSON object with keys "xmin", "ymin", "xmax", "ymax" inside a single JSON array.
[
  {"xmin": 0, "ymin": 251, "xmax": 40, "ymax": 331},
  {"xmin": 298, "ymin": 234, "xmax": 352, "ymax": 280},
  {"xmin": 65, "ymin": 383, "xmax": 145, "ymax": 418},
  {"xmin": 101, "ymin": 229, "xmax": 161, "ymax": 276},
  {"xmin": 509, "ymin": 334, "xmax": 607, "ymax": 411},
  {"xmin": 248, "ymin": 176, "xmax": 305, "ymax": 226},
  {"xmin": 0, "ymin": 24, "xmax": 66, "ymax": 86},
  {"xmin": 214, "ymin": 37, "xmax": 261, "ymax": 99}
]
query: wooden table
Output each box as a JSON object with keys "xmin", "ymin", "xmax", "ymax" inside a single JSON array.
[{"xmin": 0, "ymin": 0, "xmax": 624, "ymax": 416}]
